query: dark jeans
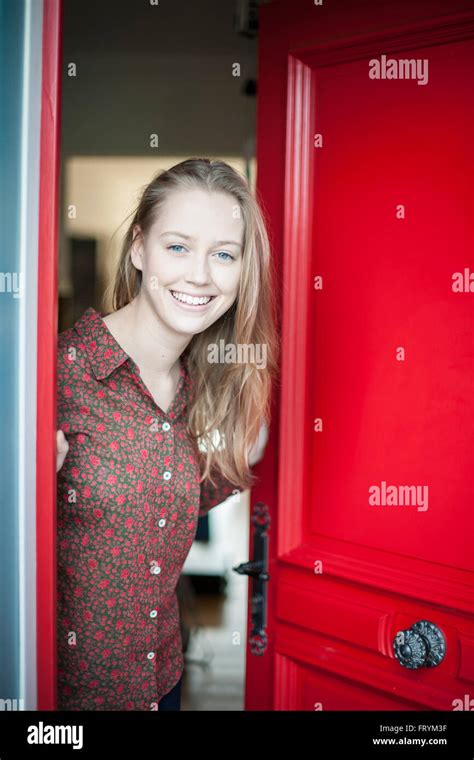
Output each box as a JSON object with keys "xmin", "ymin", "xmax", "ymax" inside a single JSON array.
[{"xmin": 158, "ymin": 675, "xmax": 182, "ymax": 711}]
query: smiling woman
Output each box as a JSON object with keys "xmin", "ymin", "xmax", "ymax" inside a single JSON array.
[
  {"xmin": 121, "ymin": 185, "xmax": 245, "ymax": 364},
  {"xmin": 105, "ymin": 158, "xmax": 279, "ymax": 486},
  {"xmin": 55, "ymin": 157, "xmax": 280, "ymax": 711}
]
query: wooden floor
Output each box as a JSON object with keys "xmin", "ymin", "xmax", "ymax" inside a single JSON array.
[{"xmin": 180, "ymin": 492, "xmax": 250, "ymax": 711}]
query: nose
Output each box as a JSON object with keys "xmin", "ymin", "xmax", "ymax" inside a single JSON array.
[{"xmin": 185, "ymin": 252, "xmax": 212, "ymax": 286}]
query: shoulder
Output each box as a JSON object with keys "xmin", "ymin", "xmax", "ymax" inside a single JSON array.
[
  {"xmin": 57, "ymin": 307, "xmax": 97, "ymax": 361},
  {"xmin": 57, "ymin": 325, "xmax": 79, "ymax": 354},
  {"xmin": 57, "ymin": 326, "xmax": 90, "ymax": 376},
  {"xmin": 57, "ymin": 317, "xmax": 96, "ymax": 404},
  {"xmin": 56, "ymin": 326, "xmax": 96, "ymax": 430}
]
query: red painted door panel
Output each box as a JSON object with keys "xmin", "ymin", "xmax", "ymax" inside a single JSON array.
[{"xmin": 248, "ymin": 0, "xmax": 473, "ymax": 710}]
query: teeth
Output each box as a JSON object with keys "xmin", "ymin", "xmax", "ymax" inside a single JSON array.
[{"xmin": 171, "ymin": 291, "xmax": 212, "ymax": 305}]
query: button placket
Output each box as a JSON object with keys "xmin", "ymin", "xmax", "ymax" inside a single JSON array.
[
  {"xmin": 146, "ymin": 416, "xmax": 174, "ymax": 481},
  {"xmin": 143, "ymin": 413, "xmax": 164, "ymax": 673},
  {"xmin": 139, "ymin": 401, "xmax": 179, "ymax": 696},
  {"xmin": 147, "ymin": 557, "xmax": 159, "ymax": 671},
  {"xmin": 160, "ymin": 419, "xmax": 174, "ymax": 480}
]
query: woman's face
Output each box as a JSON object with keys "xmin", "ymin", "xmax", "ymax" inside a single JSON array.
[{"xmin": 131, "ymin": 188, "xmax": 244, "ymax": 336}]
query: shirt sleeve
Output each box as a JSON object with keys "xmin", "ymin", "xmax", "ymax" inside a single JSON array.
[{"xmin": 198, "ymin": 471, "xmax": 245, "ymax": 518}]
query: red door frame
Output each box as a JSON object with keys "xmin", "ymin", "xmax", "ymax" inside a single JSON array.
[{"xmin": 36, "ymin": 0, "xmax": 62, "ymax": 711}]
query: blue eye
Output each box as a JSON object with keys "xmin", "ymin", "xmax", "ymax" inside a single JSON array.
[
  {"xmin": 167, "ymin": 244, "xmax": 234, "ymax": 261},
  {"xmin": 215, "ymin": 251, "xmax": 235, "ymax": 262}
]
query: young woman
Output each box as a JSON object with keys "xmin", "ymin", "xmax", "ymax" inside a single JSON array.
[{"xmin": 55, "ymin": 158, "xmax": 279, "ymax": 711}]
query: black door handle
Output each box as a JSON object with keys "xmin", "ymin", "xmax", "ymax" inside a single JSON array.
[
  {"xmin": 232, "ymin": 502, "xmax": 271, "ymax": 655},
  {"xmin": 393, "ymin": 620, "xmax": 447, "ymax": 669}
]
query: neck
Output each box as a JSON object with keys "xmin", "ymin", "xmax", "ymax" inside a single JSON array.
[{"xmin": 113, "ymin": 295, "xmax": 192, "ymax": 377}]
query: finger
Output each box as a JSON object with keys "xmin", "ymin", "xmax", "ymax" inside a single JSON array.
[{"xmin": 57, "ymin": 430, "xmax": 69, "ymax": 452}]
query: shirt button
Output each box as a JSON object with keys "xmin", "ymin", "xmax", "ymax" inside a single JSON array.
[
  {"xmin": 162, "ymin": 422, "xmax": 171, "ymax": 431},
  {"xmin": 150, "ymin": 565, "xmax": 161, "ymax": 575},
  {"xmin": 158, "ymin": 518, "xmax": 166, "ymax": 528},
  {"xmin": 147, "ymin": 652, "xmax": 155, "ymax": 660},
  {"xmin": 163, "ymin": 471, "xmax": 172, "ymax": 480},
  {"xmin": 150, "ymin": 610, "xmax": 157, "ymax": 618}
]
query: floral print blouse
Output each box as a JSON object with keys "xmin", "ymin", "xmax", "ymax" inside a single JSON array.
[{"xmin": 56, "ymin": 307, "xmax": 241, "ymax": 710}]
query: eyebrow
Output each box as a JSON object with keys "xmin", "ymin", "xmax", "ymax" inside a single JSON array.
[{"xmin": 160, "ymin": 231, "xmax": 242, "ymax": 248}]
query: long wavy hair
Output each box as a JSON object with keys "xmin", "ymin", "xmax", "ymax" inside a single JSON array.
[{"xmin": 104, "ymin": 158, "xmax": 280, "ymax": 490}]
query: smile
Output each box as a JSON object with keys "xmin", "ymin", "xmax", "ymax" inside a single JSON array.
[{"xmin": 169, "ymin": 290, "xmax": 217, "ymax": 309}]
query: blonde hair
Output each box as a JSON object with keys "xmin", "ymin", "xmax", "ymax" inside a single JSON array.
[{"xmin": 105, "ymin": 158, "xmax": 279, "ymax": 489}]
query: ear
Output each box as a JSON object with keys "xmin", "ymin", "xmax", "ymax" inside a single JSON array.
[{"xmin": 130, "ymin": 224, "xmax": 144, "ymax": 272}]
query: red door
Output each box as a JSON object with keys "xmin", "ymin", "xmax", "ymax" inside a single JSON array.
[{"xmin": 247, "ymin": 0, "xmax": 474, "ymax": 710}]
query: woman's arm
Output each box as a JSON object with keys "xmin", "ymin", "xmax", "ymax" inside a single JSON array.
[
  {"xmin": 198, "ymin": 474, "xmax": 242, "ymax": 518},
  {"xmin": 198, "ymin": 422, "xmax": 269, "ymax": 518}
]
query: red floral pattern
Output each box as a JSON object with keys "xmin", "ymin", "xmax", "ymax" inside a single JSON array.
[{"xmin": 56, "ymin": 307, "xmax": 241, "ymax": 710}]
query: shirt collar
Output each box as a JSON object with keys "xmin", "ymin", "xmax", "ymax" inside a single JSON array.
[
  {"xmin": 73, "ymin": 307, "xmax": 131, "ymax": 380},
  {"xmin": 72, "ymin": 306, "xmax": 193, "ymax": 420}
]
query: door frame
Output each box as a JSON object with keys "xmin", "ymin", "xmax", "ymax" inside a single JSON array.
[{"xmin": 36, "ymin": 0, "xmax": 62, "ymax": 711}]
